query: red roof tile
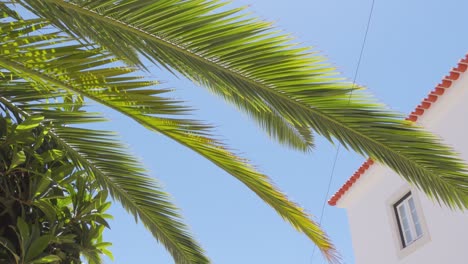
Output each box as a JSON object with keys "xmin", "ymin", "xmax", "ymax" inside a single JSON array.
[{"xmin": 328, "ymin": 53, "xmax": 468, "ymax": 206}]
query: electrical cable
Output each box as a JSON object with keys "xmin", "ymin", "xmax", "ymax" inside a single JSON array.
[{"xmin": 310, "ymin": 0, "xmax": 376, "ymax": 262}]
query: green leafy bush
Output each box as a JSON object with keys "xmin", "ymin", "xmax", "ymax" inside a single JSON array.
[{"xmin": 0, "ymin": 115, "xmax": 112, "ymax": 264}]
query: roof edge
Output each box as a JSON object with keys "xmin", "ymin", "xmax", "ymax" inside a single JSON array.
[{"xmin": 328, "ymin": 53, "xmax": 468, "ymax": 206}]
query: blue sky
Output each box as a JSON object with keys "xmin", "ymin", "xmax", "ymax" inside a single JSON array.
[{"xmin": 97, "ymin": 0, "xmax": 468, "ymax": 263}]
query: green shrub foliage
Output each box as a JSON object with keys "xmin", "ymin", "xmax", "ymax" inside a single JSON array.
[{"xmin": 0, "ymin": 115, "xmax": 112, "ymax": 264}]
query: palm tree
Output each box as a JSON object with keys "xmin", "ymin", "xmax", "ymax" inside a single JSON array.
[{"xmin": 1, "ymin": 1, "xmax": 467, "ymax": 263}]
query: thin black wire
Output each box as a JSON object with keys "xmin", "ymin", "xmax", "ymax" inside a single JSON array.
[{"xmin": 310, "ymin": 0, "xmax": 375, "ymax": 263}]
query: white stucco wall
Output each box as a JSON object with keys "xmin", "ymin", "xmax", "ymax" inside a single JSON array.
[{"xmin": 336, "ymin": 69, "xmax": 468, "ymax": 264}]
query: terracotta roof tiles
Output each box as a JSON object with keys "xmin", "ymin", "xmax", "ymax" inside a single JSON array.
[{"xmin": 328, "ymin": 53, "xmax": 468, "ymax": 206}]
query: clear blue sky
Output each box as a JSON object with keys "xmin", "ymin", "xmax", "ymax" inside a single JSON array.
[{"xmin": 97, "ymin": 1, "xmax": 468, "ymax": 263}]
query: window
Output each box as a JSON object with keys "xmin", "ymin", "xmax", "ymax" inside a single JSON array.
[{"xmin": 394, "ymin": 192, "xmax": 423, "ymax": 248}]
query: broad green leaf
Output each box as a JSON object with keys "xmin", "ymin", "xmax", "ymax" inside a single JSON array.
[
  {"xmin": 33, "ymin": 169, "xmax": 52, "ymax": 198},
  {"xmin": 56, "ymin": 196, "xmax": 73, "ymax": 209},
  {"xmin": 16, "ymin": 217, "xmax": 30, "ymax": 243},
  {"xmin": 99, "ymin": 247, "xmax": 114, "ymax": 261},
  {"xmin": 0, "ymin": 236, "xmax": 20, "ymax": 262},
  {"xmin": 26, "ymin": 235, "xmax": 52, "ymax": 262},
  {"xmin": 16, "ymin": 115, "xmax": 44, "ymax": 132},
  {"xmin": 50, "ymin": 164, "xmax": 75, "ymax": 181},
  {"xmin": 30, "ymin": 254, "xmax": 61, "ymax": 264},
  {"xmin": 51, "ymin": 234, "xmax": 76, "ymax": 245},
  {"xmin": 39, "ymin": 150, "xmax": 63, "ymax": 163},
  {"xmin": 11, "ymin": 150, "xmax": 26, "ymax": 169},
  {"xmin": 82, "ymin": 215, "xmax": 110, "ymax": 229},
  {"xmin": 33, "ymin": 200, "xmax": 57, "ymax": 223}
]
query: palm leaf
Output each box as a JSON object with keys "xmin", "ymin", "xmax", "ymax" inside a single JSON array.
[
  {"xmin": 0, "ymin": 82, "xmax": 211, "ymax": 264},
  {"xmin": 17, "ymin": 0, "xmax": 468, "ymax": 210},
  {"xmin": 0, "ymin": 18, "xmax": 338, "ymax": 262},
  {"xmin": 0, "ymin": 21, "xmax": 210, "ymax": 263}
]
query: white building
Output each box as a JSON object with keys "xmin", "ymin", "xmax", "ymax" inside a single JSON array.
[{"xmin": 328, "ymin": 53, "xmax": 468, "ymax": 264}]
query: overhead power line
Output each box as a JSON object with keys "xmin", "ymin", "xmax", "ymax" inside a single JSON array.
[{"xmin": 311, "ymin": 0, "xmax": 376, "ymax": 263}]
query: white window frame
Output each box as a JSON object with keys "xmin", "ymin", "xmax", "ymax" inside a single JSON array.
[
  {"xmin": 387, "ymin": 187, "xmax": 430, "ymax": 259},
  {"xmin": 394, "ymin": 192, "xmax": 423, "ymax": 247}
]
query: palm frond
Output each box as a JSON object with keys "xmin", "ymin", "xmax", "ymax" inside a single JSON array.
[
  {"xmin": 0, "ymin": 18, "xmax": 338, "ymax": 262},
  {"xmin": 0, "ymin": 2, "xmax": 21, "ymax": 19},
  {"xmin": 17, "ymin": 0, "xmax": 468, "ymax": 210},
  {"xmin": 0, "ymin": 82, "xmax": 211, "ymax": 264},
  {"xmin": 17, "ymin": 0, "xmax": 316, "ymax": 152},
  {"xmin": 0, "ymin": 20, "xmax": 211, "ymax": 263}
]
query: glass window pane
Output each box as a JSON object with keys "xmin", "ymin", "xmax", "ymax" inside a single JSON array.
[
  {"xmin": 408, "ymin": 197, "xmax": 423, "ymax": 237},
  {"xmin": 398, "ymin": 204, "xmax": 413, "ymax": 245}
]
